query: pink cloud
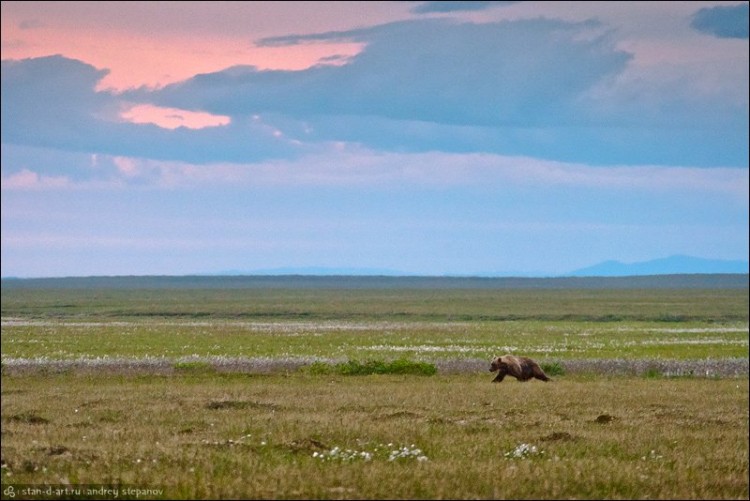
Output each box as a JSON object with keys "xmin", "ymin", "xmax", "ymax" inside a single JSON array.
[
  {"xmin": 1, "ymin": 4, "xmax": 366, "ymax": 91},
  {"xmin": 1, "ymin": 168, "xmax": 69, "ymax": 190},
  {"xmin": 120, "ymin": 104, "xmax": 230, "ymax": 129}
]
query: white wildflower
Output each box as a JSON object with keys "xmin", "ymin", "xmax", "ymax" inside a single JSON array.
[{"xmin": 505, "ymin": 443, "xmax": 541, "ymax": 459}]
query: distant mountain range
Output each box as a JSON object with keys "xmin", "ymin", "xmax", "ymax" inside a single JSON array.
[
  {"xmin": 2, "ymin": 256, "xmax": 748, "ymax": 287},
  {"xmin": 218, "ymin": 255, "xmax": 749, "ymax": 278},
  {"xmin": 567, "ymin": 255, "xmax": 749, "ymax": 277}
]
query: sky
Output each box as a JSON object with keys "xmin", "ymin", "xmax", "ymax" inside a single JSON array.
[{"xmin": 1, "ymin": 1, "xmax": 748, "ymax": 278}]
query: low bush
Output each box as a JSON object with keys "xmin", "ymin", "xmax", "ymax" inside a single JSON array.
[
  {"xmin": 307, "ymin": 358, "xmax": 437, "ymax": 376},
  {"xmin": 542, "ymin": 361, "xmax": 565, "ymax": 376}
]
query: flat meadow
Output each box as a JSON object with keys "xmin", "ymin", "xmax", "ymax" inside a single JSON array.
[{"xmin": 1, "ymin": 276, "xmax": 748, "ymax": 499}]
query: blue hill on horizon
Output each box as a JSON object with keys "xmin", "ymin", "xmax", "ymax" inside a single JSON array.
[
  {"xmin": 567, "ymin": 254, "xmax": 749, "ymax": 277},
  {"xmin": 240, "ymin": 255, "xmax": 749, "ymax": 278}
]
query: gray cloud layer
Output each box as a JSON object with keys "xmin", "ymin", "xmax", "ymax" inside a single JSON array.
[
  {"xmin": 691, "ymin": 4, "xmax": 749, "ymax": 39},
  {"xmin": 173, "ymin": 18, "xmax": 628, "ymax": 128}
]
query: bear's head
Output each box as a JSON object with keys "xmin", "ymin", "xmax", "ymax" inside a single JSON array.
[{"xmin": 489, "ymin": 357, "xmax": 505, "ymax": 372}]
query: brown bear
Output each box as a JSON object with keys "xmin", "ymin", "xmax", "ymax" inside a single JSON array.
[{"xmin": 489, "ymin": 355, "xmax": 550, "ymax": 382}]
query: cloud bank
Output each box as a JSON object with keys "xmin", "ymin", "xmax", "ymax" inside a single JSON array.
[
  {"xmin": 691, "ymin": 4, "xmax": 749, "ymax": 39},
  {"xmin": 4, "ymin": 15, "xmax": 748, "ymax": 170},
  {"xmin": 410, "ymin": 1, "xmax": 517, "ymax": 14}
]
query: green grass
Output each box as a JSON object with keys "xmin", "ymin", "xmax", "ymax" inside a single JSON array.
[
  {"xmin": 2, "ymin": 319, "xmax": 747, "ymax": 362},
  {"xmin": 1, "ymin": 373, "xmax": 747, "ymax": 499}
]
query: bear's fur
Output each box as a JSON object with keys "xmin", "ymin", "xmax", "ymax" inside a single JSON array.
[{"xmin": 489, "ymin": 355, "xmax": 550, "ymax": 382}]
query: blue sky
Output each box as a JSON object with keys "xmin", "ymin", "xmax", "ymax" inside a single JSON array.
[{"xmin": 1, "ymin": 1, "xmax": 748, "ymax": 277}]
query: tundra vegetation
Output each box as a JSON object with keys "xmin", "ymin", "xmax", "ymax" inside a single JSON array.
[{"xmin": 1, "ymin": 276, "xmax": 748, "ymax": 499}]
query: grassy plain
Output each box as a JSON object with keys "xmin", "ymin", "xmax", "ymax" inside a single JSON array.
[
  {"xmin": 1, "ymin": 373, "xmax": 748, "ymax": 499},
  {"xmin": 2, "ymin": 286, "xmax": 748, "ymax": 363},
  {"xmin": 1, "ymin": 277, "xmax": 748, "ymax": 499},
  {"xmin": 2, "ymin": 284, "xmax": 748, "ymax": 322}
]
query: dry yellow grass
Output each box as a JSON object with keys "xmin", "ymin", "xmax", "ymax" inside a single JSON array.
[{"xmin": 2, "ymin": 372, "xmax": 747, "ymax": 499}]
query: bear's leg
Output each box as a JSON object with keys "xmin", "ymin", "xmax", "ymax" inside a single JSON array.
[{"xmin": 533, "ymin": 367, "xmax": 551, "ymax": 382}]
